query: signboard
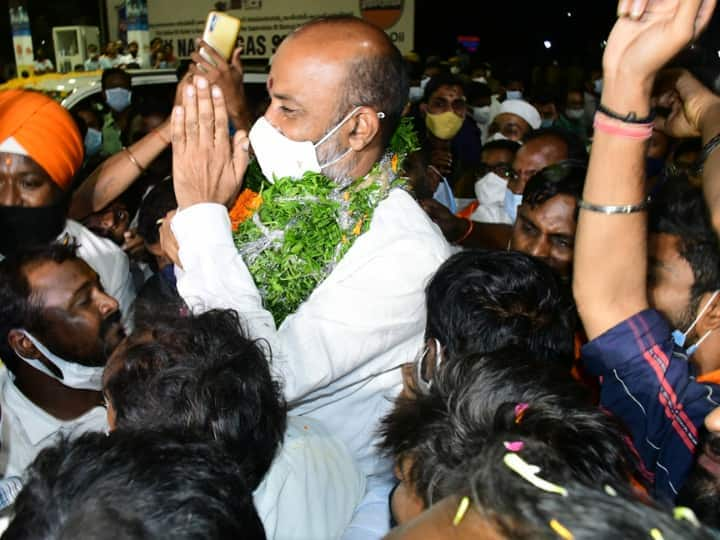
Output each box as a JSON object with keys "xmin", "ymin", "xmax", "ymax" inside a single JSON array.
[
  {"xmin": 143, "ymin": 0, "xmax": 414, "ymax": 60},
  {"xmin": 126, "ymin": 0, "xmax": 151, "ymax": 67},
  {"xmin": 9, "ymin": 0, "xmax": 34, "ymax": 75}
]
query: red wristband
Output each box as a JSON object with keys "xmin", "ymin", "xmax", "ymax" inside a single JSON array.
[
  {"xmin": 153, "ymin": 128, "xmax": 170, "ymax": 145},
  {"xmin": 454, "ymin": 218, "xmax": 474, "ymax": 245},
  {"xmin": 593, "ymin": 111, "xmax": 653, "ymax": 141}
]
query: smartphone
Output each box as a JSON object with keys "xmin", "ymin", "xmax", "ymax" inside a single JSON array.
[{"xmin": 200, "ymin": 11, "xmax": 241, "ymax": 65}]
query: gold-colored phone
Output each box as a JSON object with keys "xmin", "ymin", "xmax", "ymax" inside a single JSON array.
[{"xmin": 200, "ymin": 11, "xmax": 241, "ymax": 64}]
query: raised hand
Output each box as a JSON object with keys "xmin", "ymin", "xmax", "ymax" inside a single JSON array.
[
  {"xmin": 656, "ymin": 69, "xmax": 720, "ymax": 139},
  {"xmin": 605, "ymin": 0, "xmax": 716, "ymax": 89},
  {"xmin": 171, "ymin": 76, "xmax": 250, "ymax": 210},
  {"xmin": 190, "ymin": 42, "xmax": 250, "ymax": 131}
]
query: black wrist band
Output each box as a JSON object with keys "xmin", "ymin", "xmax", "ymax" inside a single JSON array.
[
  {"xmin": 692, "ymin": 133, "xmax": 720, "ymax": 176},
  {"xmin": 597, "ymin": 103, "xmax": 656, "ymax": 124}
]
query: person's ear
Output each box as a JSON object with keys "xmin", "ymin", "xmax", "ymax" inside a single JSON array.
[
  {"xmin": 347, "ymin": 106, "xmax": 382, "ymax": 152},
  {"xmin": 695, "ymin": 291, "xmax": 720, "ymax": 337},
  {"xmin": 7, "ymin": 329, "xmax": 40, "ymax": 359}
]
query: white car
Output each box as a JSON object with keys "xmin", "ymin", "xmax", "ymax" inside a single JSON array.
[{"xmin": 0, "ymin": 68, "xmax": 268, "ymax": 113}]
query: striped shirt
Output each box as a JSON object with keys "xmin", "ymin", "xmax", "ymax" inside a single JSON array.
[{"xmin": 582, "ymin": 309, "xmax": 720, "ymax": 502}]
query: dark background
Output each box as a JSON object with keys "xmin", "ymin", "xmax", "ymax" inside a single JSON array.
[{"xmin": 1, "ymin": 0, "xmax": 719, "ymax": 82}]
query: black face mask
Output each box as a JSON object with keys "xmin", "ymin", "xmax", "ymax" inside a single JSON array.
[{"xmin": 0, "ymin": 199, "xmax": 68, "ymax": 256}]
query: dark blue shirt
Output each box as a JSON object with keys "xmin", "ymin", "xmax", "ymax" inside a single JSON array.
[{"xmin": 582, "ymin": 309, "xmax": 720, "ymax": 502}]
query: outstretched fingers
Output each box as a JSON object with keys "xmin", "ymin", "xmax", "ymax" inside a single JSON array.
[
  {"xmin": 183, "ymin": 81, "xmax": 199, "ymax": 150},
  {"xmin": 196, "ymin": 77, "xmax": 215, "ymax": 150},
  {"xmin": 212, "ymin": 85, "xmax": 230, "ymax": 152}
]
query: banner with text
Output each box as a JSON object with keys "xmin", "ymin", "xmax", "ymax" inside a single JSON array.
[
  {"xmin": 9, "ymin": 0, "xmax": 33, "ymax": 75},
  {"xmin": 145, "ymin": 0, "xmax": 414, "ymax": 60}
]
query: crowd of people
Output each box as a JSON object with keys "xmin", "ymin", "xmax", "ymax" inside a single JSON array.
[{"xmin": 3, "ymin": 0, "xmax": 720, "ymax": 538}]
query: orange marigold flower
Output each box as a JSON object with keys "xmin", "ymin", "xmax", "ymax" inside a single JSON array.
[
  {"xmin": 352, "ymin": 217, "xmax": 365, "ymax": 236},
  {"xmin": 391, "ymin": 153, "xmax": 399, "ymax": 173},
  {"xmin": 229, "ymin": 189, "xmax": 263, "ymax": 231}
]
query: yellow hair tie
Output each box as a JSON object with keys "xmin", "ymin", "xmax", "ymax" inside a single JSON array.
[
  {"xmin": 453, "ymin": 496, "xmax": 470, "ymax": 527},
  {"xmin": 549, "ymin": 519, "xmax": 574, "ymax": 540},
  {"xmin": 650, "ymin": 528, "xmax": 664, "ymax": 540}
]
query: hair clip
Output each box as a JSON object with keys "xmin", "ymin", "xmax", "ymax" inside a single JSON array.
[
  {"xmin": 549, "ymin": 519, "xmax": 574, "ymax": 540},
  {"xmin": 603, "ymin": 485, "xmax": 618, "ymax": 497},
  {"xmin": 514, "ymin": 402, "xmax": 529, "ymax": 424},
  {"xmin": 453, "ymin": 496, "xmax": 470, "ymax": 527},
  {"xmin": 504, "ymin": 441, "xmax": 525, "ymax": 452},
  {"xmin": 503, "ymin": 453, "xmax": 568, "ymax": 497},
  {"xmin": 650, "ymin": 528, "xmax": 664, "ymax": 540},
  {"xmin": 673, "ymin": 507, "xmax": 700, "ymax": 527}
]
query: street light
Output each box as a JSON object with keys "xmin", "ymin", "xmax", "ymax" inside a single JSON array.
[{"xmin": 544, "ymin": 40, "xmax": 552, "ymax": 49}]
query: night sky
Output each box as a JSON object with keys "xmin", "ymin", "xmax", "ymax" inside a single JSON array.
[{"xmin": 1, "ymin": 0, "xmax": 720, "ymax": 82}]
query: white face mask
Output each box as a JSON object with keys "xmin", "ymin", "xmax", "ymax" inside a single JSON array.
[
  {"xmin": 472, "ymin": 106, "xmax": 491, "ymax": 125},
  {"xmin": 249, "ymin": 107, "xmax": 378, "ymax": 181},
  {"xmin": 420, "ymin": 76, "xmax": 431, "ymax": 90},
  {"xmin": 15, "ymin": 331, "xmax": 105, "ymax": 391},
  {"xmin": 489, "ymin": 132, "xmax": 509, "ymax": 142},
  {"xmin": 506, "ymin": 90, "xmax": 523, "ymax": 100},
  {"xmin": 408, "ymin": 86, "xmax": 424, "ymax": 103},
  {"xmin": 475, "ymin": 172, "xmax": 507, "ymax": 202}
]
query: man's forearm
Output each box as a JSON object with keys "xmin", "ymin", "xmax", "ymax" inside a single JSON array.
[
  {"xmin": 69, "ymin": 122, "xmax": 171, "ymax": 220},
  {"xmin": 573, "ymin": 80, "xmax": 652, "ymax": 339},
  {"xmin": 699, "ymin": 103, "xmax": 720, "ymax": 234}
]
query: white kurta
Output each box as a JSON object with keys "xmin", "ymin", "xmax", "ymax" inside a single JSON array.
[
  {"xmin": 255, "ymin": 417, "xmax": 365, "ymax": 540},
  {"xmin": 0, "ymin": 368, "xmax": 108, "ymax": 478},
  {"xmin": 171, "ymin": 188, "xmax": 453, "ymax": 477}
]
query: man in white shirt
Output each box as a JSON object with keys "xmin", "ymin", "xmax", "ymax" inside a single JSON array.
[
  {"xmin": 164, "ymin": 16, "xmax": 453, "ymax": 482},
  {"xmin": 0, "ymin": 89, "xmax": 136, "ymax": 319},
  {"xmin": 103, "ymin": 307, "xmax": 365, "ymax": 540},
  {"xmin": 0, "ymin": 243, "xmax": 126, "ymax": 479}
]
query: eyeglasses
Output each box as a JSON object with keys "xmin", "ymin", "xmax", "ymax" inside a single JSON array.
[
  {"xmin": 427, "ymin": 96, "xmax": 468, "ymax": 115},
  {"xmin": 414, "ymin": 338, "xmax": 444, "ymax": 394}
]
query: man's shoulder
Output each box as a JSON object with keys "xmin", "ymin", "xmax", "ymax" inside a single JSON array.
[
  {"xmin": 582, "ymin": 309, "xmax": 671, "ymax": 363},
  {"xmin": 63, "ymin": 221, "xmax": 130, "ymax": 272}
]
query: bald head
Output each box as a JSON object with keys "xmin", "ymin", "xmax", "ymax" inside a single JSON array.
[
  {"xmin": 508, "ymin": 135, "xmax": 569, "ymax": 195},
  {"xmin": 279, "ymin": 16, "xmax": 407, "ymax": 148}
]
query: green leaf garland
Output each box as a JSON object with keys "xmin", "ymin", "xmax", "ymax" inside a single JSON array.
[{"xmin": 232, "ymin": 117, "xmax": 420, "ymax": 324}]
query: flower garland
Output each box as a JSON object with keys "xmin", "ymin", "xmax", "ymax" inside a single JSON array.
[{"xmin": 230, "ymin": 117, "xmax": 420, "ymax": 324}]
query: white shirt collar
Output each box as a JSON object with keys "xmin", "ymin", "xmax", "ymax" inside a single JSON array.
[{"xmin": 0, "ymin": 368, "xmax": 107, "ymax": 446}]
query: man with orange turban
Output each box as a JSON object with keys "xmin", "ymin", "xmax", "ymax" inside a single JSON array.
[{"xmin": 0, "ymin": 89, "xmax": 135, "ymax": 319}]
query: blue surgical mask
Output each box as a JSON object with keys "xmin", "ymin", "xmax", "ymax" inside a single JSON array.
[
  {"xmin": 84, "ymin": 127, "xmax": 103, "ymax": 157},
  {"xmin": 432, "ymin": 170, "xmax": 457, "ymax": 214},
  {"xmin": 105, "ymin": 87, "xmax": 132, "ymax": 113},
  {"xmin": 541, "ymin": 118, "xmax": 554, "ymax": 128},
  {"xmin": 672, "ymin": 290, "xmax": 720, "ymax": 356},
  {"xmin": 506, "ymin": 90, "xmax": 523, "ymax": 100},
  {"xmin": 504, "ymin": 188, "xmax": 522, "ymax": 223}
]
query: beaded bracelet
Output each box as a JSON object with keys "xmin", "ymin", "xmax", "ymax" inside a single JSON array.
[
  {"xmin": 597, "ymin": 103, "xmax": 656, "ymax": 125},
  {"xmin": 691, "ymin": 133, "xmax": 720, "ymax": 176}
]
